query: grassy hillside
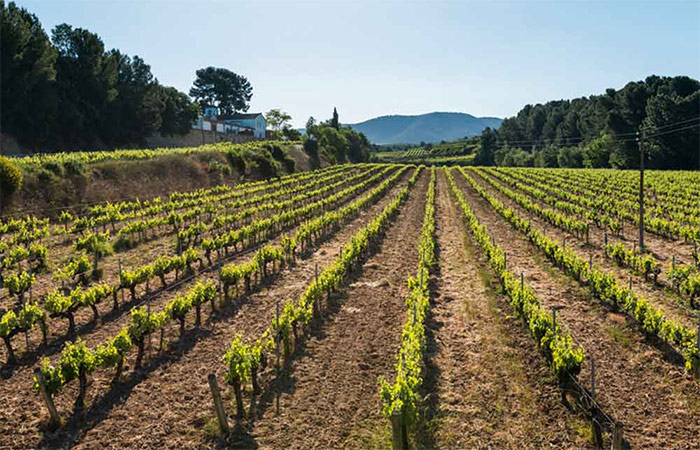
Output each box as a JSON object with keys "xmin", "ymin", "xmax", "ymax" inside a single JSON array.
[{"xmin": 1, "ymin": 141, "xmax": 311, "ymax": 217}]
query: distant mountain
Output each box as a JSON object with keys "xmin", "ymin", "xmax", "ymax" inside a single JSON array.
[{"xmin": 346, "ymin": 112, "xmax": 502, "ymax": 145}]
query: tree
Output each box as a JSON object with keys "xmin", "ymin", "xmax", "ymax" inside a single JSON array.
[
  {"xmin": 159, "ymin": 86, "xmax": 200, "ymax": 136},
  {"xmin": 331, "ymin": 107, "xmax": 339, "ymax": 129},
  {"xmin": 101, "ymin": 51, "xmax": 163, "ymax": 145},
  {"xmin": 0, "ymin": 2, "xmax": 199, "ymax": 151},
  {"xmin": 534, "ymin": 144, "xmax": 559, "ymax": 167},
  {"xmin": 317, "ymin": 126, "xmax": 349, "ymax": 163},
  {"xmin": 492, "ymin": 75, "xmax": 700, "ymax": 169},
  {"xmin": 557, "ymin": 147, "xmax": 583, "ymax": 168},
  {"xmin": 189, "ymin": 67, "xmax": 252, "ymax": 115},
  {"xmin": 265, "ymin": 109, "xmax": 292, "ymax": 133},
  {"xmin": 282, "ymin": 127, "xmax": 302, "ymax": 141},
  {"xmin": 0, "ymin": 1, "xmax": 57, "ymax": 149},
  {"xmin": 474, "ymin": 127, "xmax": 496, "ymax": 166},
  {"xmin": 305, "ymin": 116, "xmax": 318, "ymax": 139},
  {"xmin": 50, "ymin": 23, "xmax": 119, "ymax": 148},
  {"xmin": 642, "ymin": 88, "xmax": 700, "ymax": 169},
  {"xmin": 582, "ymin": 133, "xmax": 614, "ymax": 168},
  {"xmin": 341, "ymin": 127, "xmax": 370, "ymax": 163}
]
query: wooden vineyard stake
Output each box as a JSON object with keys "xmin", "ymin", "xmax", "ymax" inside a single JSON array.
[
  {"xmin": 314, "ymin": 263, "xmax": 320, "ymax": 315},
  {"xmin": 612, "ymin": 422, "xmax": 624, "ymax": 450},
  {"xmin": 587, "ymin": 357, "xmax": 603, "ymax": 445},
  {"xmin": 589, "ymin": 255, "xmax": 593, "ymax": 271},
  {"xmin": 275, "ymin": 298, "xmax": 280, "ymax": 415},
  {"xmin": 590, "ymin": 355, "xmax": 596, "ymax": 400},
  {"xmin": 696, "ymin": 314, "xmax": 700, "ymax": 380},
  {"xmin": 217, "ymin": 265, "xmax": 223, "ymax": 308},
  {"xmin": 207, "ymin": 374, "xmax": 229, "ymax": 434},
  {"xmin": 24, "ymin": 285, "xmax": 31, "ymax": 350},
  {"xmin": 391, "ymin": 409, "xmax": 405, "ymax": 450},
  {"xmin": 118, "ymin": 258, "xmax": 125, "ymax": 304},
  {"xmin": 551, "ymin": 305, "xmax": 563, "ymax": 331},
  {"xmin": 158, "ymin": 328, "xmax": 165, "ymax": 353},
  {"xmin": 629, "ymin": 277, "xmax": 632, "ymax": 291},
  {"xmin": 34, "ymin": 367, "xmax": 60, "ymax": 428},
  {"xmin": 147, "ymin": 305, "xmax": 152, "ymax": 351},
  {"xmin": 592, "ymin": 418, "xmax": 603, "ymax": 449}
]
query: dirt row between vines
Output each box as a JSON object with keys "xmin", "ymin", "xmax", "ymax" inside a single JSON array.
[
  {"xmin": 242, "ymin": 170, "xmax": 429, "ymax": 449},
  {"xmin": 472, "ymin": 169, "xmax": 697, "ymax": 330},
  {"xmin": 420, "ymin": 170, "xmax": 584, "ymax": 448},
  {"xmin": 1, "ymin": 169, "xmax": 411, "ymax": 449},
  {"xmin": 453, "ymin": 169, "xmax": 700, "ymax": 449}
]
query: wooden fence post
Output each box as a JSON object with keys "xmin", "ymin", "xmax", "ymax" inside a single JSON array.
[
  {"xmin": 207, "ymin": 373, "xmax": 229, "ymax": 434},
  {"xmin": 34, "ymin": 368, "xmax": 60, "ymax": 428}
]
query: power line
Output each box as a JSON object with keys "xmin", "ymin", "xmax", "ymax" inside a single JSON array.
[
  {"xmin": 644, "ymin": 116, "xmax": 700, "ymax": 131},
  {"xmin": 496, "ymin": 117, "xmax": 700, "ymax": 149},
  {"xmin": 644, "ymin": 122, "xmax": 700, "ymax": 139}
]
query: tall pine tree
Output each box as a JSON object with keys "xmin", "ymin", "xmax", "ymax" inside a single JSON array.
[{"xmin": 331, "ymin": 107, "xmax": 339, "ymax": 129}]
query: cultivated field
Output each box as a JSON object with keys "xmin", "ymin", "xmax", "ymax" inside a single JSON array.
[{"xmin": 1, "ymin": 164, "xmax": 699, "ymax": 449}]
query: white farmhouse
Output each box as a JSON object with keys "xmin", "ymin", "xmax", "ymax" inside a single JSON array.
[{"xmin": 192, "ymin": 106, "xmax": 267, "ymax": 139}]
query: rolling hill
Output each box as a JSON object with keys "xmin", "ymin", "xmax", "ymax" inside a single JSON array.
[{"xmin": 347, "ymin": 112, "xmax": 502, "ymax": 144}]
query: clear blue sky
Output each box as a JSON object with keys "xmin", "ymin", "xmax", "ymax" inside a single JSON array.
[{"xmin": 15, "ymin": 0, "xmax": 700, "ymax": 127}]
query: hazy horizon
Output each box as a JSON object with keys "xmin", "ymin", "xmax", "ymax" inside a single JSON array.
[{"xmin": 14, "ymin": 0, "xmax": 700, "ymax": 127}]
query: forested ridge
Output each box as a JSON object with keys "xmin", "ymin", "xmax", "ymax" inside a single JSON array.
[{"xmin": 479, "ymin": 75, "xmax": 699, "ymax": 170}]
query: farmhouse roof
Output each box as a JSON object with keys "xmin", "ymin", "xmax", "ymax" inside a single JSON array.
[{"xmin": 220, "ymin": 113, "xmax": 264, "ymax": 120}]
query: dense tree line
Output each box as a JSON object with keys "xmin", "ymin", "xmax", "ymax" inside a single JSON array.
[
  {"xmin": 475, "ymin": 75, "xmax": 699, "ymax": 170},
  {"xmin": 303, "ymin": 109, "xmax": 370, "ymax": 165},
  {"xmin": 1, "ymin": 1, "xmax": 199, "ymax": 152}
]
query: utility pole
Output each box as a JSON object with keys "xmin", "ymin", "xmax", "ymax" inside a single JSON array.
[{"xmin": 637, "ymin": 131, "xmax": 645, "ymax": 253}]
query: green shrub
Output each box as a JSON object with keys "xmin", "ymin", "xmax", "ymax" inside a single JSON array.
[
  {"xmin": 282, "ymin": 156, "xmax": 296, "ymax": 173},
  {"xmin": 42, "ymin": 161, "xmax": 64, "ymax": 176},
  {"xmin": 0, "ymin": 156, "xmax": 23, "ymax": 197},
  {"xmin": 266, "ymin": 143, "xmax": 288, "ymax": 161},
  {"xmin": 63, "ymin": 159, "xmax": 85, "ymax": 176},
  {"xmin": 226, "ymin": 148, "xmax": 246, "ymax": 174},
  {"xmin": 251, "ymin": 151, "xmax": 281, "ymax": 179},
  {"xmin": 208, "ymin": 159, "xmax": 232, "ymax": 176}
]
